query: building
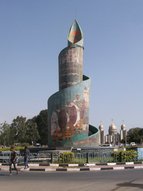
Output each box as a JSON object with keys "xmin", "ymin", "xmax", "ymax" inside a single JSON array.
[
  {"xmin": 99, "ymin": 123, "xmax": 105, "ymax": 145},
  {"xmin": 99, "ymin": 122, "xmax": 127, "ymax": 146},
  {"xmin": 120, "ymin": 123, "xmax": 127, "ymax": 143},
  {"xmin": 47, "ymin": 20, "xmax": 99, "ymax": 148}
]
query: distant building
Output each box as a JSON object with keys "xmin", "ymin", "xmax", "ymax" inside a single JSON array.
[
  {"xmin": 120, "ymin": 123, "xmax": 127, "ymax": 143},
  {"xmin": 99, "ymin": 123, "xmax": 104, "ymax": 145},
  {"xmin": 99, "ymin": 122, "xmax": 127, "ymax": 146}
]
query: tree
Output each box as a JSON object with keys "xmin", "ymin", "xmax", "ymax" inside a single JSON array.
[
  {"xmin": 10, "ymin": 116, "xmax": 27, "ymax": 144},
  {"xmin": 33, "ymin": 109, "xmax": 48, "ymax": 145},
  {"xmin": 0, "ymin": 110, "xmax": 48, "ymax": 146},
  {"xmin": 25, "ymin": 119, "xmax": 40, "ymax": 144},
  {"xmin": 0, "ymin": 122, "xmax": 11, "ymax": 146},
  {"xmin": 10, "ymin": 116, "xmax": 40, "ymax": 145},
  {"xmin": 127, "ymin": 127, "xmax": 143, "ymax": 144}
]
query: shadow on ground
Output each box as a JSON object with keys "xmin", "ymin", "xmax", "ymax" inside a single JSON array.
[{"xmin": 111, "ymin": 179, "xmax": 143, "ymax": 191}]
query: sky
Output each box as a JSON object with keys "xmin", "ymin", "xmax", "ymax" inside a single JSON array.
[{"xmin": 0, "ymin": 0, "xmax": 143, "ymax": 133}]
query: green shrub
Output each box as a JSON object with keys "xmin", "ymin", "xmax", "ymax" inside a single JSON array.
[
  {"xmin": 112, "ymin": 150, "xmax": 137, "ymax": 162},
  {"xmin": 0, "ymin": 146, "xmax": 24, "ymax": 152},
  {"xmin": 58, "ymin": 152, "xmax": 74, "ymax": 163}
]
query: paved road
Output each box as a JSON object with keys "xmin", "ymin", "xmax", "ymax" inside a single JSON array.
[{"xmin": 0, "ymin": 169, "xmax": 143, "ymax": 191}]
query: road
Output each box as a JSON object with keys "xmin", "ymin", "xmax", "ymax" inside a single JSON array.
[{"xmin": 0, "ymin": 169, "xmax": 143, "ymax": 191}]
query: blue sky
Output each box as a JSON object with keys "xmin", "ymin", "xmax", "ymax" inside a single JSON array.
[{"xmin": 0, "ymin": 0, "xmax": 143, "ymax": 133}]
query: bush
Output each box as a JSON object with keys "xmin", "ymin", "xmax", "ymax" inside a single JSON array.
[
  {"xmin": 0, "ymin": 146, "xmax": 24, "ymax": 152},
  {"xmin": 112, "ymin": 150, "xmax": 137, "ymax": 162},
  {"xmin": 58, "ymin": 152, "xmax": 74, "ymax": 163}
]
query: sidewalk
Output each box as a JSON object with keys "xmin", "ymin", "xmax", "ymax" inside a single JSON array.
[{"xmin": 1, "ymin": 162, "xmax": 143, "ymax": 172}]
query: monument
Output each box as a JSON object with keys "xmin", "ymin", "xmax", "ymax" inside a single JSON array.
[{"xmin": 48, "ymin": 20, "xmax": 99, "ymax": 148}]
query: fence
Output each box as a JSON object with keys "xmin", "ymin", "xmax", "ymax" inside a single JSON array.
[
  {"xmin": 0, "ymin": 147, "xmax": 142, "ymax": 164},
  {"xmin": 72, "ymin": 147, "xmax": 143, "ymax": 163},
  {"xmin": 0, "ymin": 150, "xmax": 59, "ymax": 164},
  {"xmin": 70, "ymin": 147, "xmax": 114, "ymax": 163}
]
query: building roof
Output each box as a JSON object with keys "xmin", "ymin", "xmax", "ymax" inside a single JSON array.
[{"xmin": 109, "ymin": 122, "xmax": 117, "ymax": 134}]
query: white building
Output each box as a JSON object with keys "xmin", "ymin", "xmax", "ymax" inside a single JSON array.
[{"xmin": 99, "ymin": 122, "xmax": 127, "ymax": 146}]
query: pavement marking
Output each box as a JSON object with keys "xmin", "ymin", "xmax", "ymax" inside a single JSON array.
[
  {"xmin": 90, "ymin": 167, "xmax": 101, "ymax": 171},
  {"xmin": 134, "ymin": 166, "xmax": 143, "ymax": 169},
  {"xmin": 29, "ymin": 164, "xmax": 39, "ymax": 167},
  {"xmin": 124, "ymin": 166, "xmax": 134, "ymax": 169},
  {"xmin": 50, "ymin": 164, "xmax": 59, "ymax": 167},
  {"xmin": 67, "ymin": 168, "xmax": 80, "ymax": 171},
  {"xmin": 85, "ymin": 163, "xmax": 96, "ymax": 167},
  {"xmin": 68, "ymin": 164, "xmax": 79, "ymax": 167},
  {"xmin": 125, "ymin": 162, "xmax": 134, "ymax": 165},
  {"xmin": 107, "ymin": 163, "xmax": 116, "ymax": 166},
  {"xmin": 45, "ymin": 168, "xmax": 56, "ymax": 171},
  {"xmin": 101, "ymin": 167, "xmax": 113, "ymax": 170},
  {"xmin": 30, "ymin": 168, "xmax": 45, "ymax": 171},
  {"xmin": 80, "ymin": 168, "xmax": 90, "ymax": 171},
  {"xmin": 56, "ymin": 168, "xmax": 67, "ymax": 171},
  {"xmin": 113, "ymin": 166, "xmax": 124, "ymax": 170}
]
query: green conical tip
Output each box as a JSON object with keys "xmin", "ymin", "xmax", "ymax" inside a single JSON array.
[{"xmin": 68, "ymin": 20, "xmax": 83, "ymax": 47}]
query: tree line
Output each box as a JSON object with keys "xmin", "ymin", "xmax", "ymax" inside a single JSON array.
[
  {"xmin": 0, "ymin": 109, "xmax": 143, "ymax": 146},
  {"xmin": 127, "ymin": 127, "xmax": 143, "ymax": 144},
  {"xmin": 0, "ymin": 109, "xmax": 48, "ymax": 146}
]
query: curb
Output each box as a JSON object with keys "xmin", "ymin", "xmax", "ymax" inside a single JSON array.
[
  {"xmin": 36, "ymin": 161, "xmax": 143, "ymax": 167},
  {"xmin": 27, "ymin": 165, "xmax": 143, "ymax": 172},
  {"xmin": 1, "ymin": 162, "xmax": 143, "ymax": 172}
]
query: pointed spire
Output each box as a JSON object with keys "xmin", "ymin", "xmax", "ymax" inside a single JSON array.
[
  {"xmin": 68, "ymin": 20, "xmax": 83, "ymax": 47},
  {"xmin": 99, "ymin": 121, "xmax": 104, "ymax": 131}
]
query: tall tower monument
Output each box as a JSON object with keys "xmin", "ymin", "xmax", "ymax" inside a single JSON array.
[
  {"xmin": 48, "ymin": 20, "xmax": 99, "ymax": 148},
  {"xmin": 59, "ymin": 20, "xmax": 83, "ymax": 90}
]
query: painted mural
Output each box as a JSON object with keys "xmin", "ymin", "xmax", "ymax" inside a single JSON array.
[{"xmin": 51, "ymin": 87, "xmax": 89, "ymax": 142}]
